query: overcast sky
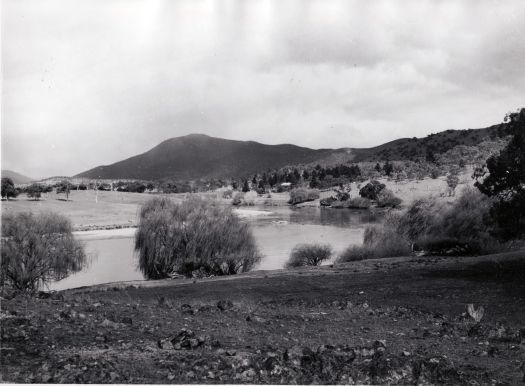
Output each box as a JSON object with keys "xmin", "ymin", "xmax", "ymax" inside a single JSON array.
[{"xmin": 2, "ymin": 0, "xmax": 525, "ymax": 178}]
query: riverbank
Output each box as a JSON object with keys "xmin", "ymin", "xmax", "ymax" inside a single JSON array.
[
  {"xmin": 1, "ymin": 171, "xmax": 473, "ymax": 231},
  {"xmin": 2, "ymin": 250, "xmax": 524, "ymax": 384}
]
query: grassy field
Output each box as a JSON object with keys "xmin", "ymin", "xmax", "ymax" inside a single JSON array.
[
  {"xmin": 2, "ymin": 250, "xmax": 524, "ymax": 384},
  {"xmin": 0, "ymin": 190, "xmax": 293, "ymax": 230}
]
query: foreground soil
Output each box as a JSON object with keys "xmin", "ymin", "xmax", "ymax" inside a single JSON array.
[{"xmin": 1, "ymin": 251, "xmax": 525, "ymax": 384}]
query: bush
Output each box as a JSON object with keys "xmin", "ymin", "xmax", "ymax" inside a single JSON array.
[
  {"xmin": 232, "ymin": 192, "xmax": 244, "ymax": 206},
  {"xmin": 346, "ymin": 197, "xmax": 372, "ymax": 209},
  {"xmin": 135, "ymin": 197, "xmax": 261, "ymax": 279},
  {"xmin": 359, "ymin": 180, "xmax": 386, "ymax": 200},
  {"xmin": 285, "ymin": 244, "xmax": 332, "ymax": 268},
  {"xmin": 338, "ymin": 226, "xmax": 412, "ymax": 262},
  {"xmin": 288, "ymin": 188, "xmax": 320, "ymax": 205},
  {"xmin": 1, "ymin": 212, "xmax": 87, "ymax": 291},
  {"xmin": 222, "ymin": 189, "xmax": 233, "ymax": 199},
  {"xmin": 376, "ymin": 189, "xmax": 403, "ymax": 208}
]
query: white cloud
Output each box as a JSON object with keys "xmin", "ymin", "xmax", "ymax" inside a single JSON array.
[{"xmin": 2, "ymin": 0, "xmax": 525, "ymax": 177}]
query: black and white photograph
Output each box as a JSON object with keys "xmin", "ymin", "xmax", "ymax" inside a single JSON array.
[{"xmin": 1, "ymin": 0, "xmax": 525, "ymax": 384}]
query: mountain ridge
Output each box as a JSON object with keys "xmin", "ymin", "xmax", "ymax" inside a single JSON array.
[{"xmin": 75, "ymin": 123, "xmax": 507, "ymax": 181}]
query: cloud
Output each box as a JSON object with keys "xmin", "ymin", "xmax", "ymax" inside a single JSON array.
[{"xmin": 2, "ymin": 0, "xmax": 525, "ymax": 177}]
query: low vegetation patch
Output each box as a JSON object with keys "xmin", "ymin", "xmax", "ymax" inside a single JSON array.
[
  {"xmin": 288, "ymin": 188, "xmax": 320, "ymax": 205},
  {"xmin": 135, "ymin": 197, "xmax": 261, "ymax": 279},
  {"xmin": 1, "ymin": 212, "xmax": 87, "ymax": 291},
  {"xmin": 285, "ymin": 244, "xmax": 333, "ymax": 268},
  {"xmin": 339, "ymin": 187, "xmax": 508, "ymax": 262}
]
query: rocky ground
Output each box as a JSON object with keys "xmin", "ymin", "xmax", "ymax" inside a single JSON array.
[{"xmin": 1, "ymin": 251, "xmax": 525, "ymax": 384}]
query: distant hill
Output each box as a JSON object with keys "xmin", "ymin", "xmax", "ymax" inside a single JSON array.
[
  {"xmin": 75, "ymin": 134, "xmax": 339, "ymax": 180},
  {"xmin": 346, "ymin": 123, "xmax": 507, "ymax": 162},
  {"xmin": 75, "ymin": 123, "xmax": 509, "ymax": 181},
  {"xmin": 1, "ymin": 169, "xmax": 34, "ymax": 184}
]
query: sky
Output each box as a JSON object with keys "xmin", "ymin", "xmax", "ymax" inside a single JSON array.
[{"xmin": 2, "ymin": 0, "xmax": 525, "ymax": 178}]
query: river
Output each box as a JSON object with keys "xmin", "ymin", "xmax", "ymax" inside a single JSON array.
[{"xmin": 49, "ymin": 206, "xmax": 380, "ymax": 290}]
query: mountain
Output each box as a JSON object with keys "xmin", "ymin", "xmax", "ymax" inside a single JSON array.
[
  {"xmin": 346, "ymin": 123, "xmax": 507, "ymax": 162},
  {"xmin": 75, "ymin": 123, "xmax": 508, "ymax": 181},
  {"xmin": 75, "ymin": 134, "xmax": 339, "ymax": 180},
  {"xmin": 1, "ymin": 169, "xmax": 34, "ymax": 184}
]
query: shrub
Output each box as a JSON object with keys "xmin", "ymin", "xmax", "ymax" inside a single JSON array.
[
  {"xmin": 222, "ymin": 189, "xmax": 233, "ymax": 199},
  {"xmin": 1, "ymin": 212, "xmax": 87, "ymax": 291},
  {"xmin": 376, "ymin": 189, "xmax": 403, "ymax": 208},
  {"xmin": 135, "ymin": 197, "xmax": 261, "ymax": 279},
  {"xmin": 346, "ymin": 197, "xmax": 372, "ymax": 209},
  {"xmin": 359, "ymin": 180, "xmax": 386, "ymax": 200},
  {"xmin": 338, "ymin": 226, "xmax": 412, "ymax": 262},
  {"xmin": 232, "ymin": 192, "xmax": 244, "ymax": 206},
  {"xmin": 289, "ymin": 188, "xmax": 320, "ymax": 205},
  {"xmin": 285, "ymin": 244, "xmax": 332, "ymax": 268}
]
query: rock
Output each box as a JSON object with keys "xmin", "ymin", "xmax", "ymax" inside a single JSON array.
[
  {"xmin": 157, "ymin": 338, "xmax": 173, "ymax": 350},
  {"xmin": 169, "ymin": 328, "xmax": 206, "ymax": 350},
  {"xmin": 180, "ymin": 304, "xmax": 194, "ymax": 314},
  {"xmin": 100, "ymin": 319, "xmax": 122, "ymax": 329},
  {"xmin": 285, "ymin": 346, "xmax": 315, "ymax": 367},
  {"xmin": 37, "ymin": 291, "xmax": 52, "ymax": 299},
  {"xmin": 373, "ymin": 340, "xmax": 387, "ymax": 349},
  {"xmin": 246, "ymin": 315, "xmax": 267, "ymax": 323},
  {"xmin": 217, "ymin": 300, "xmax": 234, "ymax": 311}
]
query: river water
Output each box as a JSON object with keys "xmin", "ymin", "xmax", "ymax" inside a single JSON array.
[{"xmin": 49, "ymin": 207, "xmax": 380, "ymax": 290}]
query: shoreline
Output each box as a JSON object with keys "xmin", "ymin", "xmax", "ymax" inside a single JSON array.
[{"xmin": 55, "ymin": 249, "xmax": 525, "ymax": 294}]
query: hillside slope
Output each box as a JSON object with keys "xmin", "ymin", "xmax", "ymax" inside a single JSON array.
[
  {"xmin": 1, "ymin": 169, "xmax": 34, "ymax": 184},
  {"xmin": 75, "ymin": 134, "xmax": 337, "ymax": 180},
  {"xmin": 75, "ymin": 122, "xmax": 508, "ymax": 181}
]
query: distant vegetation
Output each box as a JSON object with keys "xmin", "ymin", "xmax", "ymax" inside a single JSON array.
[
  {"xmin": 1, "ymin": 177, "xmax": 18, "ymax": 200},
  {"xmin": 0, "ymin": 212, "xmax": 86, "ymax": 291},
  {"xmin": 285, "ymin": 244, "xmax": 332, "ymax": 268},
  {"xmin": 135, "ymin": 197, "xmax": 261, "ymax": 279},
  {"xmin": 288, "ymin": 188, "xmax": 320, "ymax": 205},
  {"xmin": 338, "ymin": 186, "xmax": 507, "ymax": 262},
  {"xmin": 474, "ymin": 108, "xmax": 525, "ymax": 240}
]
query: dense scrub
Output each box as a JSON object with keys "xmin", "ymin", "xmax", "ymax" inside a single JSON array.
[
  {"xmin": 288, "ymin": 188, "xmax": 320, "ymax": 205},
  {"xmin": 285, "ymin": 244, "xmax": 332, "ymax": 268},
  {"xmin": 135, "ymin": 197, "xmax": 261, "ymax": 279},
  {"xmin": 0, "ymin": 212, "xmax": 86, "ymax": 291},
  {"xmin": 339, "ymin": 187, "xmax": 506, "ymax": 262}
]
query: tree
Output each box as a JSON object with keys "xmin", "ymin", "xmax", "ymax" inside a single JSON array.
[
  {"xmin": 359, "ymin": 180, "xmax": 386, "ymax": 200},
  {"xmin": 56, "ymin": 180, "xmax": 72, "ymax": 200},
  {"xmin": 426, "ymin": 148, "xmax": 437, "ymax": 164},
  {"xmin": 446, "ymin": 172, "xmax": 460, "ymax": 196},
  {"xmin": 1, "ymin": 212, "xmax": 86, "ymax": 291},
  {"xmin": 383, "ymin": 161, "xmax": 394, "ymax": 176},
  {"xmin": 285, "ymin": 244, "xmax": 332, "ymax": 268},
  {"xmin": 374, "ymin": 163, "xmax": 382, "ymax": 173},
  {"xmin": 26, "ymin": 183, "xmax": 43, "ymax": 200},
  {"xmin": 242, "ymin": 179, "xmax": 250, "ymax": 193},
  {"xmin": 135, "ymin": 197, "xmax": 260, "ymax": 278},
  {"xmin": 1, "ymin": 178, "xmax": 18, "ymax": 200},
  {"xmin": 475, "ymin": 108, "xmax": 525, "ymax": 239}
]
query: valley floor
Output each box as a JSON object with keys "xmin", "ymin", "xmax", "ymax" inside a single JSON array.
[{"xmin": 2, "ymin": 250, "xmax": 524, "ymax": 384}]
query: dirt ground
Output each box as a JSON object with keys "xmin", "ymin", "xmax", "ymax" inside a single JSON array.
[{"xmin": 2, "ymin": 251, "xmax": 524, "ymax": 384}]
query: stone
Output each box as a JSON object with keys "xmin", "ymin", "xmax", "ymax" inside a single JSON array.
[{"xmin": 217, "ymin": 300, "xmax": 234, "ymax": 311}]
